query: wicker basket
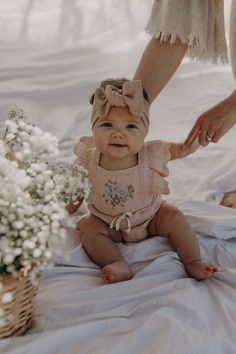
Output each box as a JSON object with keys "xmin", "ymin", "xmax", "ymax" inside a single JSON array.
[{"xmin": 0, "ymin": 269, "xmax": 38, "ymax": 338}]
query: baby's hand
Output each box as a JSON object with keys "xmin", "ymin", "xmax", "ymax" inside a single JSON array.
[
  {"xmin": 66, "ymin": 198, "xmax": 83, "ymax": 215},
  {"xmin": 179, "ymin": 135, "xmax": 200, "ymax": 157},
  {"xmin": 169, "ymin": 136, "xmax": 200, "ymax": 160}
]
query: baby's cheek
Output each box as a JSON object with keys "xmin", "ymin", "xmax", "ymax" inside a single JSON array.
[
  {"xmin": 97, "ymin": 142, "xmax": 107, "ymax": 153},
  {"xmin": 131, "ymin": 141, "xmax": 144, "ymax": 154}
]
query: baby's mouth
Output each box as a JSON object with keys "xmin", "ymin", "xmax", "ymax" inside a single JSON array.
[{"xmin": 109, "ymin": 143, "xmax": 127, "ymax": 147}]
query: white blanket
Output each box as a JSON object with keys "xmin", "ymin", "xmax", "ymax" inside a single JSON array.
[{"xmin": 0, "ymin": 1, "xmax": 236, "ymax": 353}]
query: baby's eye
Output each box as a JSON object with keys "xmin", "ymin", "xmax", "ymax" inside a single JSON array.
[
  {"xmin": 101, "ymin": 122, "xmax": 112, "ymax": 127},
  {"xmin": 127, "ymin": 124, "xmax": 138, "ymax": 129}
]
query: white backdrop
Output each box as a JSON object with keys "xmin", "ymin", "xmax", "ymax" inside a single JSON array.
[{"xmin": 1, "ymin": 2, "xmax": 236, "ymax": 354}]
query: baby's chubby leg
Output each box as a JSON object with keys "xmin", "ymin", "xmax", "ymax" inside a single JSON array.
[
  {"xmin": 148, "ymin": 203, "xmax": 218, "ymax": 280},
  {"xmin": 78, "ymin": 215, "xmax": 133, "ymax": 284}
]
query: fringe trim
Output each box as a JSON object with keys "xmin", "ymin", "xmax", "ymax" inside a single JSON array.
[
  {"xmin": 145, "ymin": 0, "xmax": 228, "ymax": 65},
  {"xmin": 145, "ymin": 26, "xmax": 228, "ymax": 65}
]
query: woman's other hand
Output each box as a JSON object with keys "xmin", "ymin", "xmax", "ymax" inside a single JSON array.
[{"xmin": 184, "ymin": 90, "xmax": 236, "ymax": 147}]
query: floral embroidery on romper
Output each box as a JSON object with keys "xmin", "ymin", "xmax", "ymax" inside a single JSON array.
[{"xmin": 103, "ymin": 180, "xmax": 135, "ymax": 208}]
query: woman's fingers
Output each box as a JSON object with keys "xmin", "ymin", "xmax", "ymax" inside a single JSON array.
[
  {"xmin": 184, "ymin": 123, "xmax": 200, "ymax": 147},
  {"xmin": 212, "ymin": 115, "xmax": 234, "ymax": 142},
  {"xmin": 185, "ymin": 91, "xmax": 236, "ymax": 148},
  {"xmin": 185, "ymin": 114, "xmax": 213, "ymax": 147},
  {"xmin": 199, "ymin": 122, "xmax": 210, "ymax": 145},
  {"xmin": 206, "ymin": 122, "xmax": 215, "ymax": 140},
  {"xmin": 211, "ymin": 129, "xmax": 223, "ymax": 143}
]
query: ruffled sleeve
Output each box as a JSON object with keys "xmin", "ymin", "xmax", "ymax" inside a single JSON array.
[
  {"xmin": 73, "ymin": 136, "xmax": 95, "ymax": 169},
  {"xmin": 148, "ymin": 140, "xmax": 171, "ymax": 195}
]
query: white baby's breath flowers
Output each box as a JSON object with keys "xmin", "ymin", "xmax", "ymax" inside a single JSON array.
[
  {"xmin": 1, "ymin": 292, "xmax": 13, "ymax": 304},
  {"xmin": 0, "ymin": 106, "xmax": 91, "ymax": 313},
  {"xmin": 4, "ymin": 107, "xmax": 59, "ymax": 162},
  {"xmin": 0, "ymin": 140, "xmax": 6, "ymax": 157}
]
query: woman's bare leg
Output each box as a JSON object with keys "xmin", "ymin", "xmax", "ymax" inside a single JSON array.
[
  {"xmin": 79, "ymin": 215, "xmax": 133, "ymax": 283},
  {"xmin": 148, "ymin": 203, "xmax": 218, "ymax": 280},
  {"xmin": 133, "ymin": 37, "xmax": 187, "ymax": 103}
]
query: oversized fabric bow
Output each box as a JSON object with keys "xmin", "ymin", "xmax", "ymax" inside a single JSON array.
[{"xmin": 91, "ymin": 80, "xmax": 149, "ymax": 130}]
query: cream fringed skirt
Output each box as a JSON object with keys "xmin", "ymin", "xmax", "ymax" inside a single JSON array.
[
  {"xmin": 230, "ymin": 0, "xmax": 236, "ymax": 79},
  {"xmin": 146, "ymin": 0, "xmax": 228, "ymax": 64}
]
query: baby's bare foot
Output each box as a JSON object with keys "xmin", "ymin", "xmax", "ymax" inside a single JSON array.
[
  {"xmin": 186, "ymin": 260, "xmax": 218, "ymax": 280},
  {"xmin": 101, "ymin": 260, "xmax": 133, "ymax": 284},
  {"xmin": 221, "ymin": 191, "xmax": 236, "ymax": 208}
]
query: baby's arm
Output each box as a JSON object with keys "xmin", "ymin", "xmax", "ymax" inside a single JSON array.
[{"xmin": 168, "ymin": 136, "xmax": 199, "ymax": 160}]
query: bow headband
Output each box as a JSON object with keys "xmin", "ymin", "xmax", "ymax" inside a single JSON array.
[{"xmin": 91, "ymin": 80, "xmax": 150, "ymax": 131}]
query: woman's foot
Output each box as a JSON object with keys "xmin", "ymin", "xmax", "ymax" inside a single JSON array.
[
  {"xmin": 221, "ymin": 191, "xmax": 236, "ymax": 208},
  {"xmin": 101, "ymin": 260, "xmax": 133, "ymax": 284},
  {"xmin": 185, "ymin": 260, "xmax": 218, "ymax": 280}
]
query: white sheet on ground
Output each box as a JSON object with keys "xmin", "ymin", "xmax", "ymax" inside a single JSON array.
[{"xmin": 0, "ymin": 1, "xmax": 236, "ymax": 354}]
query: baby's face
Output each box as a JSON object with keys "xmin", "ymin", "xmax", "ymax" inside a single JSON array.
[{"xmin": 93, "ymin": 107, "xmax": 147, "ymax": 161}]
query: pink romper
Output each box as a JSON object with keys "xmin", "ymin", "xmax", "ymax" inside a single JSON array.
[{"xmin": 74, "ymin": 137, "xmax": 171, "ymax": 242}]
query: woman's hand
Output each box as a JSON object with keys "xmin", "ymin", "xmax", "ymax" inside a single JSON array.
[{"xmin": 184, "ymin": 90, "xmax": 236, "ymax": 147}]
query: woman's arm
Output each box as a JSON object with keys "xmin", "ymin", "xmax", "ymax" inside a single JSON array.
[{"xmin": 133, "ymin": 37, "xmax": 187, "ymax": 103}]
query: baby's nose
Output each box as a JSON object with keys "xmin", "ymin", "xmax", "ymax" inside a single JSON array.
[{"xmin": 112, "ymin": 129, "xmax": 125, "ymax": 138}]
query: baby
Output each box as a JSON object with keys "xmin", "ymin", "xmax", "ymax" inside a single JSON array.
[{"xmin": 68, "ymin": 78, "xmax": 218, "ymax": 284}]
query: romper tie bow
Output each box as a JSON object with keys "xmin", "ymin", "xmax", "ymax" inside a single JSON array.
[{"xmin": 110, "ymin": 211, "xmax": 132, "ymax": 233}]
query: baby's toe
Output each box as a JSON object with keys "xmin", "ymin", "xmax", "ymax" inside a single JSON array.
[{"xmin": 204, "ymin": 264, "xmax": 218, "ymax": 277}]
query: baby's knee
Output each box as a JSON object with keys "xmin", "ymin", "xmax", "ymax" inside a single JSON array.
[
  {"xmin": 167, "ymin": 206, "xmax": 185, "ymax": 227},
  {"xmin": 150, "ymin": 203, "xmax": 186, "ymax": 236},
  {"xmin": 79, "ymin": 215, "xmax": 107, "ymax": 242}
]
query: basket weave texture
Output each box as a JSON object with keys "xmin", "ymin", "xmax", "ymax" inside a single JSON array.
[{"xmin": 0, "ymin": 269, "xmax": 38, "ymax": 338}]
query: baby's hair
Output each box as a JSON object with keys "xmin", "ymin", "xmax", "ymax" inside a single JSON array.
[{"xmin": 89, "ymin": 78, "xmax": 149, "ymax": 104}]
